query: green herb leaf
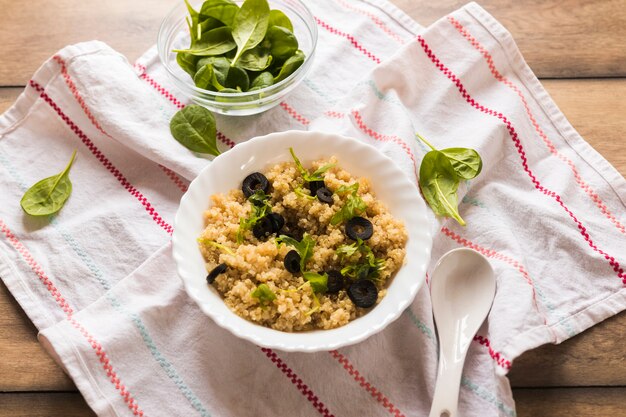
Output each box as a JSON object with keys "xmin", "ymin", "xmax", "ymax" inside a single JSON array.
[
  {"xmin": 199, "ymin": 0, "xmax": 239, "ymax": 26},
  {"xmin": 236, "ymin": 190, "xmax": 272, "ymax": 243},
  {"xmin": 266, "ymin": 26, "xmax": 298, "ymax": 60},
  {"xmin": 302, "ymin": 271, "xmax": 328, "ymax": 293},
  {"xmin": 173, "ymin": 26, "xmax": 236, "ymax": 56},
  {"xmin": 439, "ymin": 148, "xmax": 483, "ymax": 180},
  {"xmin": 249, "ymin": 71, "xmax": 274, "ymax": 90},
  {"xmin": 20, "ymin": 150, "xmax": 77, "ymax": 216},
  {"xmin": 330, "ymin": 183, "xmax": 367, "ymax": 226},
  {"xmin": 237, "ymin": 43, "xmax": 273, "ymax": 71},
  {"xmin": 230, "ymin": 0, "xmax": 270, "ymax": 66},
  {"xmin": 274, "ymin": 50, "xmax": 304, "ymax": 83},
  {"xmin": 277, "ymin": 233, "xmax": 315, "ymax": 271},
  {"xmin": 335, "ymin": 239, "xmax": 362, "ymax": 258},
  {"xmin": 418, "ymin": 150, "xmax": 465, "ymax": 226},
  {"xmin": 224, "ymin": 65, "xmax": 250, "ymax": 91},
  {"xmin": 197, "ymin": 238, "xmax": 236, "ymax": 256},
  {"xmin": 268, "ymin": 9, "xmax": 293, "ymax": 31},
  {"xmin": 288, "ymin": 148, "xmax": 335, "ymax": 183},
  {"xmin": 251, "ymin": 283, "xmax": 276, "ymax": 305},
  {"xmin": 169, "ymin": 105, "xmax": 220, "ymax": 155},
  {"xmin": 176, "ymin": 52, "xmax": 199, "ymax": 77},
  {"xmin": 294, "ymin": 186, "xmax": 316, "ymax": 200}
]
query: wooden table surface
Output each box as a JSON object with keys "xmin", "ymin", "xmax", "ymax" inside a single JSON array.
[{"xmin": 1, "ymin": 0, "xmax": 625, "ymax": 416}]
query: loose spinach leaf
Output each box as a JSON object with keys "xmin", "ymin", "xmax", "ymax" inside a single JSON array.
[
  {"xmin": 251, "ymin": 283, "xmax": 276, "ymax": 305},
  {"xmin": 177, "ymin": 52, "xmax": 199, "ymax": 77},
  {"xmin": 439, "ymin": 148, "xmax": 483, "ymax": 180},
  {"xmin": 21, "ymin": 150, "xmax": 77, "ymax": 216},
  {"xmin": 274, "ymin": 50, "xmax": 305, "ymax": 83},
  {"xmin": 173, "ymin": 26, "xmax": 236, "ymax": 56},
  {"xmin": 199, "ymin": 0, "xmax": 239, "ymax": 26},
  {"xmin": 224, "ymin": 65, "xmax": 250, "ymax": 91},
  {"xmin": 249, "ymin": 71, "xmax": 274, "ymax": 90},
  {"xmin": 267, "ymin": 26, "xmax": 298, "ymax": 60},
  {"xmin": 294, "ymin": 186, "xmax": 316, "ymax": 200},
  {"xmin": 238, "ymin": 43, "xmax": 273, "ymax": 71},
  {"xmin": 330, "ymin": 183, "xmax": 367, "ymax": 226},
  {"xmin": 268, "ymin": 9, "xmax": 293, "ymax": 32},
  {"xmin": 419, "ymin": 150, "xmax": 465, "ymax": 226},
  {"xmin": 277, "ymin": 233, "xmax": 315, "ymax": 271},
  {"xmin": 336, "ymin": 238, "xmax": 363, "ymax": 258},
  {"xmin": 230, "ymin": 0, "xmax": 270, "ymax": 66},
  {"xmin": 184, "ymin": 0, "xmax": 200, "ymax": 28},
  {"xmin": 169, "ymin": 105, "xmax": 220, "ymax": 155},
  {"xmin": 302, "ymin": 271, "xmax": 328, "ymax": 294}
]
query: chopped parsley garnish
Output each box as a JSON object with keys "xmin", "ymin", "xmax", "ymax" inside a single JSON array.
[
  {"xmin": 237, "ymin": 190, "xmax": 272, "ymax": 244},
  {"xmin": 197, "ymin": 238, "xmax": 236, "ymax": 256},
  {"xmin": 302, "ymin": 271, "xmax": 328, "ymax": 293},
  {"xmin": 294, "ymin": 186, "xmax": 317, "ymax": 200},
  {"xmin": 289, "ymin": 147, "xmax": 335, "ymax": 183},
  {"xmin": 251, "ymin": 283, "xmax": 277, "ymax": 306},
  {"xmin": 276, "ymin": 233, "xmax": 315, "ymax": 272},
  {"xmin": 330, "ymin": 183, "xmax": 367, "ymax": 225},
  {"xmin": 337, "ymin": 239, "xmax": 386, "ymax": 281}
]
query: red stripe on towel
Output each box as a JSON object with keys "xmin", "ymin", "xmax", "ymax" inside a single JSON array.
[
  {"xmin": 473, "ymin": 335, "xmax": 512, "ymax": 369},
  {"xmin": 54, "ymin": 56, "xmax": 189, "ymax": 193},
  {"xmin": 280, "ymin": 101, "xmax": 310, "ymax": 125},
  {"xmin": 0, "ymin": 219, "xmax": 146, "ymax": 416},
  {"xmin": 416, "ymin": 36, "xmax": 625, "ymax": 285},
  {"xmin": 29, "ymin": 80, "xmax": 174, "ymax": 236},
  {"xmin": 133, "ymin": 64, "xmax": 236, "ymax": 150},
  {"xmin": 330, "ymin": 350, "xmax": 406, "ymax": 417},
  {"xmin": 335, "ymin": 0, "xmax": 406, "ymax": 44},
  {"xmin": 261, "ymin": 348, "xmax": 335, "ymax": 417},
  {"xmin": 315, "ymin": 17, "xmax": 382, "ymax": 64},
  {"xmin": 447, "ymin": 16, "xmax": 625, "ymax": 236}
]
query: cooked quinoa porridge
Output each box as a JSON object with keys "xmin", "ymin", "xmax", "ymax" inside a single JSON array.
[{"xmin": 198, "ymin": 150, "xmax": 407, "ymax": 331}]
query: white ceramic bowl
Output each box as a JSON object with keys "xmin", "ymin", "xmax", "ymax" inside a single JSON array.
[{"xmin": 172, "ymin": 130, "xmax": 432, "ymax": 352}]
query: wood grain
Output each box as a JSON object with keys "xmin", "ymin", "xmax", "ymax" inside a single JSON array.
[
  {"xmin": 0, "ymin": 0, "xmax": 177, "ymax": 86},
  {"xmin": 392, "ymin": 0, "xmax": 626, "ymax": 78},
  {"xmin": 1, "ymin": 388, "xmax": 625, "ymax": 417}
]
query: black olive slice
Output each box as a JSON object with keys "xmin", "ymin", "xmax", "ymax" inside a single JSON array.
[
  {"xmin": 242, "ymin": 172, "xmax": 270, "ymax": 198},
  {"xmin": 207, "ymin": 263, "xmax": 227, "ymax": 284},
  {"xmin": 345, "ymin": 216, "xmax": 373, "ymax": 240},
  {"xmin": 253, "ymin": 216, "xmax": 274, "ymax": 240},
  {"xmin": 316, "ymin": 187, "xmax": 333, "ymax": 204},
  {"xmin": 308, "ymin": 180, "xmax": 325, "ymax": 194},
  {"xmin": 326, "ymin": 270, "xmax": 345, "ymax": 293},
  {"xmin": 347, "ymin": 279, "xmax": 378, "ymax": 308},
  {"xmin": 268, "ymin": 213, "xmax": 285, "ymax": 233},
  {"xmin": 284, "ymin": 250, "xmax": 301, "ymax": 273}
]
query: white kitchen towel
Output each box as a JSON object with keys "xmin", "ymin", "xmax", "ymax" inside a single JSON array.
[{"xmin": 0, "ymin": 1, "xmax": 624, "ymax": 417}]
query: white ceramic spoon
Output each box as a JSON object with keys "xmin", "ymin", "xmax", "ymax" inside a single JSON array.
[{"xmin": 428, "ymin": 248, "xmax": 496, "ymax": 417}]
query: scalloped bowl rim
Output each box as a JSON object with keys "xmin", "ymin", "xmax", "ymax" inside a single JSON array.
[{"xmin": 172, "ymin": 130, "xmax": 432, "ymax": 352}]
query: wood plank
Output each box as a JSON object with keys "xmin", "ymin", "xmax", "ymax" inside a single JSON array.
[
  {"xmin": 510, "ymin": 310, "xmax": 626, "ymax": 387},
  {"xmin": 0, "ymin": 280, "xmax": 75, "ymax": 391},
  {"xmin": 0, "ymin": 88, "xmax": 22, "ymax": 112},
  {"xmin": 0, "ymin": 393, "xmax": 95, "ymax": 417},
  {"xmin": 1, "ymin": 388, "xmax": 625, "ymax": 417},
  {"xmin": 0, "ymin": 0, "xmax": 624, "ymax": 85},
  {"xmin": 392, "ymin": 0, "xmax": 626, "ymax": 78},
  {"xmin": 0, "ymin": 0, "xmax": 178, "ymax": 86},
  {"xmin": 513, "ymin": 387, "xmax": 626, "ymax": 417}
]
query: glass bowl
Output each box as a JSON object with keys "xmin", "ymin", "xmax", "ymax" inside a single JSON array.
[{"xmin": 157, "ymin": 0, "xmax": 317, "ymax": 116}]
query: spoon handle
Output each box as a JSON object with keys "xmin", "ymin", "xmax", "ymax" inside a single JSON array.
[{"xmin": 428, "ymin": 349, "xmax": 464, "ymax": 417}]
